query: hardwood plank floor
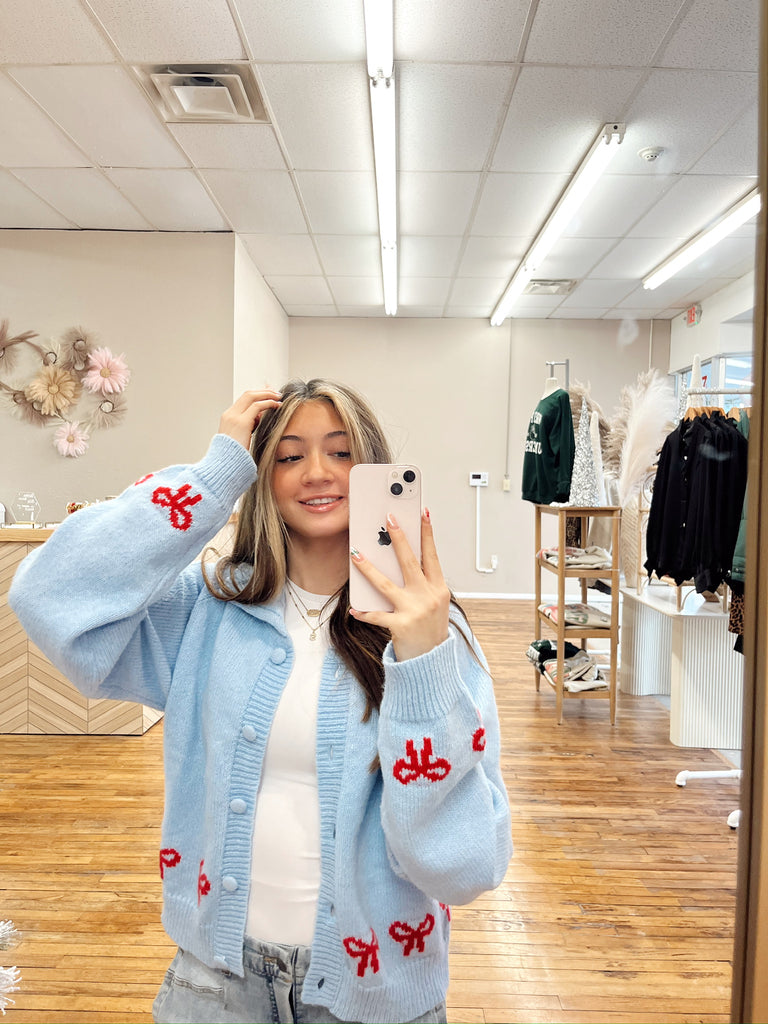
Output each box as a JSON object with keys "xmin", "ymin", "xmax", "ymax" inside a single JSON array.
[{"xmin": 0, "ymin": 599, "xmax": 739, "ymax": 1023}]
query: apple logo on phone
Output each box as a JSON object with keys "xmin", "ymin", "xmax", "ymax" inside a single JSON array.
[{"xmin": 377, "ymin": 527, "xmax": 392, "ymax": 546}]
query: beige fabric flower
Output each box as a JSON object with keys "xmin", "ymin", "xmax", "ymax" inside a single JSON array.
[{"xmin": 24, "ymin": 365, "xmax": 80, "ymax": 417}]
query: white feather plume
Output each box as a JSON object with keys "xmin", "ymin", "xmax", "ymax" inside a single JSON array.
[{"xmin": 614, "ymin": 370, "xmax": 677, "ymax": 506}]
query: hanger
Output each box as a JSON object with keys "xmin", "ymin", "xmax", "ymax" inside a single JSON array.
[{"xmin": 684, "ymin": 404, "xmax": 725, "ymax": 421}]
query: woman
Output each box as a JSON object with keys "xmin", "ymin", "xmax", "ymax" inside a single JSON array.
[{"xmin": 10, "ymin": 379, "xmax": 511, "ymax": 1024}]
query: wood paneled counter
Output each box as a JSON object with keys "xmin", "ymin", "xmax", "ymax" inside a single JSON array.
[{"xmin": 0, "ymin": 527, "xmax": 162, "ymax": 735}]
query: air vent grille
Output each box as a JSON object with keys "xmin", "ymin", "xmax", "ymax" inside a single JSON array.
[
  {"xmin": 524, "ymin": 280, "xmax": 577, "ymax": 295},
  {"xmin": 134, "ymin": 64, "xmax": 268, "ymax": 124}
]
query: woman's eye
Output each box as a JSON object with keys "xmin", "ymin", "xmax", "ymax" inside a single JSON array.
[
  {"xmin": 276, "ymin": 454, "xmax": 302, "ymax": 463},
  {"xmin": 333, "ymin": 450, "xmax": 351, "ymax": 460}
]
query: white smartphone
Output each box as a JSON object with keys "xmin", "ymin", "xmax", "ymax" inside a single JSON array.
[{"xmin": 349, "ymin": 463, "xmax": 422, "ymax": 613}]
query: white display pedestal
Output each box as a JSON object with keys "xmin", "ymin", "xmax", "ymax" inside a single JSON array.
[{"xmin": 620, "ymin": 585, "xmax": 743, "ymax": 748}]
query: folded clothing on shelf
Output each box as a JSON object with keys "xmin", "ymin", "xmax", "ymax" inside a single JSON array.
[
  {"xmin": 538, "ymin": 545, "xmax": 612, "ymax": 569},
  {"xmin": 538, "ymin": 602, "xmax": 612, "ymax": 628},
  {"xmin": 525, "ymin": 638, "xmax": 581, "ymax": 666},
  {"xmin": 541, "ymin": 650, "xmax": 608, "ymax": 691}
]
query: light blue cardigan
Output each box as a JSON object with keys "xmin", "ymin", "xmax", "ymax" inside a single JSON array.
[{"xmin": 9, "ymin": 434, "xmax": 511, "ymax": 1024}]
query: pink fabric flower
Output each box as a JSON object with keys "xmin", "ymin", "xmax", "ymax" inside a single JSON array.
[
  {"xmin": 54, "ymin": 421, "xmax": 90, "ymax": 458},
  {"xmin": 83, "ymin": 347, "xmax": 131, "ymax": 395}
]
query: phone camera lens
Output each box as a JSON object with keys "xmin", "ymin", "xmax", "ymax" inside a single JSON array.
[
  {"xmin": 403, "ymin": 470, "xmax": 416, "ymax": 483},
  {"xmin": 390, "ymin": 482, "xmax": 403, "ymax": 495}
]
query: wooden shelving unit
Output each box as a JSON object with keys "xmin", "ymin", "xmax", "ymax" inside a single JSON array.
[{"xmin": 533, "ymin": 504, "xmax": 621, "ymax": 724}]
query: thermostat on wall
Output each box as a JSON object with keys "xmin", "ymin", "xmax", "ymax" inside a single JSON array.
[{"xmin": 469, "ymin": 472, "xmax": 488, "ymax": 487}]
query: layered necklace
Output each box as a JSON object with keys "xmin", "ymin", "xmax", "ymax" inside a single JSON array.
[{"xmin": 285, "ymin": 580, "xmax": 336, "ymax": 642}]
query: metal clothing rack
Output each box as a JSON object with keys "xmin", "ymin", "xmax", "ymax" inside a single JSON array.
[
  {"xmin": 545, "ymin": 358, "xmax": 570, "ymax": 390},
  {"xmin": 674, "ymin": 374, "xmax": 752, "ymax": 828}
]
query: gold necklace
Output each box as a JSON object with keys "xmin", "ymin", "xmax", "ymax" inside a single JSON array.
[{"xmin": 286, "ymin": 581, "xmax": 335, "ymax": 641}]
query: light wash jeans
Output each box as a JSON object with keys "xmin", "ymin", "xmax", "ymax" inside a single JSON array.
[{"xmin": 152, "ymin": 938, "xmax": 447, "ymax": 1024}]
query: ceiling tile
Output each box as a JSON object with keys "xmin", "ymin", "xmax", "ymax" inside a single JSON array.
[
  {"xmin": 557, "ymin": 279, "xmax": 637, "ymax": 309},
  {"xmin": 0, "ymin": 0, "xmax": 115, "ymax": 63},
  {"xmin": 400, "ymin": 236, "xmax": 462, "ymax": 277},
  {"xmin": 295, "ymin": 171, "xmax": 378, "ymax": 234},
  {"xmin": 559, "ymin": 173, "xmax": 676, "ymax": 239},
  {"xmin": 258, "ymin": 64, "xmax": 372, "ymax": 171},
  {"xmin": 549, "ymin": 308, "xmax": 609, "ymax": 319},
  {"xmin": 336, "ymin": 305, "xmax": 387, "ymax": 317},
  {"xmin": 444, "ymin": 306, "xmax": 494, "ymax": 318},
  {"xmin": 457, "ymin": 236, "xmax": 527, "ymax": 278},
  {"xmin": 200, "ymin": 169, "xmax": 306, "ymax": 232},
  {"xmin": 493, "ymin": 67, "xmax": 644, "ymax": 172},
  {"xmin": 533, "ymin": 237, "xmax": 620, "ymax": 280},
  {"xmin": 13, "ymin": 168, "xmax": 151, "ymax": 228},
  {"xmin": 471, "ymin": 172, "xmax": 569, "ymax": 237},
  {"xmin": 0, "ymin": 74, "xmax": 88, "ymax": 167},
  {"xmin": 396, "ymin": 0, "xmax": 529, "ymax": 61},
  {"xmin": 240, "ymin": 234, "xmax": 321, "ymax": 276},
  {"xmin": 589, "ymin": 236, "xmax": 687, "ymax": 279},
  {"xmin": 394, "ymin": 307, "xmax": 446, "ymax": 318},
  {"xmin": 613, "ymin": 276, "xmax": 710, "ymax": 309},
  {"xmin": 658, "ymin": 0, "xmax": 760, "ymax": 72},
  {"xmin": 615, "ymin": 69, "xmax": 758, "ymax": 175},
  {"xmin": 628, "ymin": 174, "xmax": 758, "ymax": 239},
  {"xmin": 170, "ymin": 124, "xmax": 286, "ymax": 171},
  {"xmin": 399, "ymin": 172, "xmax": 482, "ymax": 235},
  {"xmin": 399, "ymin": 278, "xmax": 451, "ymax": 307},
  {"xmin": 524, "ymin": 0, "xmax": 685, "ymax": 67},
  {"xmin": 328, "ymin": 277, "xmax": 383, "ymax": 305},
  {"xmin": 235, "ymin": 0, "xmax": 364, "ymax": 61},
  {"xmin": 399, "ymin": 64, "xmax": 513, "ymax": 172},
  {"xmin": 9, "ymin": 65, "xmax": 188, "ymax": 168},
  {"xmin": 690, "ymin": 103, "xmax": 759, "ymax": 176},
  {"xmin": 283, "ymin": 305, "xmax": 338, "ymax": 316},
  {"xmin": 314, "ymin": 235, "xmax": 381, "ymax": 276},
  {"xmin": 87, "ymin": 0, "xmax": 245, "ymax": 62},
  {"xmin": 106, "ymin": 169, "xmax": 229, "ymax": 230},
  {"xmin": 449, "ymin": 278, "xmax": 508, "ymax": 306},
  {"xmin": 265, "ymin": 275, "xmax": 334, "ymax": 305},
  {"xmin": 0, "ymin": 170, "xmax": 73, "ymax": 228}
]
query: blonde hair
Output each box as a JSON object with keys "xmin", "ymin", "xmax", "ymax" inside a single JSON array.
[{"xmin": 205, "ymin": 378, "xmax": 391, "ymax": 606}]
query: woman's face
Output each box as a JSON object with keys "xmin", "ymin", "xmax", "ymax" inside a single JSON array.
[{"xmin": 271, "ymin": 400, "xmax": 353, "ymax": 544}]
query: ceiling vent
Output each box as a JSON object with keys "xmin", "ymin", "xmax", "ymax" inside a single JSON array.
[
  {"xmin": 134, "ymin": 64, "xmax": 269, "ymax": 123},
  {"xmin": 523, "ymin": 279, "xmax": 577, "ymax": 295}
]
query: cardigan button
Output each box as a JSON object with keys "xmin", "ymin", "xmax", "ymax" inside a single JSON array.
[
  {"xmin": 222, "ymin": 876, "xmax": 239, "ymax": 892},
  {"xmin": 271, "ymin": 648, "xmax": 287, "ymax": 664},
  {"xmin": 230, "ymin": 799, "xmax": 247, "ymax": 814},
  {"xmin": 242, "ymin": 725, "xmax": 257, "ymax": 742}
]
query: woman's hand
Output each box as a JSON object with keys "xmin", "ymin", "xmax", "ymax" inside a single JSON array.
[
  {"xmin": 219, "ymin": 389, "xmax": 282, "ymax": 450},
  {"xmin": 350, "ymin": 509, "xmax": 451, "ymax": 661}
]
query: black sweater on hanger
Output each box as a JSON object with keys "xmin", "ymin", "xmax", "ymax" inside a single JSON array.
[{"xmin": 644, "ymin": 411, "xmax": 748, "ymax": 591}]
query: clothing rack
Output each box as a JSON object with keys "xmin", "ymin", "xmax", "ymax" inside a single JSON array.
[
  {"xmin": 545, "ymin": 359, "xmax": 570, "ymax": 390},
  {"xmin": 675, "ymin": 379, "xmax": 751, "ymax": 828}
]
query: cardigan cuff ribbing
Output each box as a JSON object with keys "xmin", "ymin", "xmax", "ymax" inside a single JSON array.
[
  {"xmin": 194, "ymin": 433, "xmax": 258, "ymax": 507},
  {"xmin": 381, "ymin": 633, "xmax": 467, "ymax": 722}
]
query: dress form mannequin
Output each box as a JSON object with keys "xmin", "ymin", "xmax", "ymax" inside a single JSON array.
[{"xmin": 542, "ymin": 377, "xmax": 561, "ymax": 398}]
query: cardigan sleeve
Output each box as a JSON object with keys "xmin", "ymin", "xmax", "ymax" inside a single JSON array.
[
  {"xmin": 376, "ymin": 619, "xmax": 512, "ymax": 906},
  {"xmin": 9, "ymin": 433, "xmax": 257, "ymax": 709}
]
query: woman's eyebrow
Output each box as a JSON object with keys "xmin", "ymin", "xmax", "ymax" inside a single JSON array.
[{"xmin": 278, "ymin": 430, "xmax": 348, "ymax": 442}]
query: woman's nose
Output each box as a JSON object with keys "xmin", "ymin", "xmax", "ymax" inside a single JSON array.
[{"xmin": 302, "ymin": 449, "xmax": 332, "ymax": 480}]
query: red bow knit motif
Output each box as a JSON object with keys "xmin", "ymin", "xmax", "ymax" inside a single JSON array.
[
  {"xmin": 198, "ymin": 860, "xmax": 211, "ymax": 905},
  {"xmin": 393, "ymin": 737, "xmax": 451, "ymax": 785},
  {"xmin": 134, "ymin": 473, "xmax": 154, "ymax": 486},
  {"xmin": 389, "ymin": 913, "xmax": 435, "ymax": 956},
  {"xmin": 472, "ymin": 726, "xmax": 486, "ymax": 751},
  {"xmin": 342, "ymin": 930, "xmax": 380, "ymax": 977},
  {"xmin": 151, "ymin": 484, "xmax": 203, "ymax": 531},
  {"xmin": 159, "ymin": 848, "xmax": 181, "ymax": 879},
  {"xmin": 439, "ymin": 902, "xmax": 451, "ymax": 921}
]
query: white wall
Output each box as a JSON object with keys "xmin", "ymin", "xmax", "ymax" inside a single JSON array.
[
  {"xmin": 0, "ymin": 231, "xmax": 235, "ymax": 524},
  {"xmin": 233, "ymin": 237, "xmax": 289, "ymax": 396},
  {"xmin": 669, "ymin": 271, "xmax": 755, "ymax": 369},
  {"xmin": 289, "ymin": 316, "xmax": 667, "ymax": 596}
]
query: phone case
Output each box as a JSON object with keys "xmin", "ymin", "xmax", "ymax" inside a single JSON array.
[{"xmin": 349, "ymin": 463, "xmax": 422, "ymax": 612}]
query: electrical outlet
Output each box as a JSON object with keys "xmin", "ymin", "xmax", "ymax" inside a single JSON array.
[{"xmin": 502, "ymin": 476, "xmax": 511, "ymax": 492}]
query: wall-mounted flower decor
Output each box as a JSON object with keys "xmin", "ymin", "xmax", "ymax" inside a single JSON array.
[{"xmin": 0, "ymin": 321, "xmax": 130, "ymax": 458}]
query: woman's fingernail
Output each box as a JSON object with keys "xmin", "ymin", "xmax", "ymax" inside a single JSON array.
[
  {"xmin": 423, "ymin": 507, "xmax": 431, "ymax": 521},
  {"xmin": 350, "ymin": 547, "xmax": 363, "ymax": 562},
  {"xmin": 386, "ymin": 513, "xmax": 399, "ymax": 530}
]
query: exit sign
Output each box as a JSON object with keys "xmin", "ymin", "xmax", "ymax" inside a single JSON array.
[{"xmin": 685, "ymin": 304, "xmax": 702, "ymax": 326}]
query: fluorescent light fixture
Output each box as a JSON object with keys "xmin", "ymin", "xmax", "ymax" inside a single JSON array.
[
  {"xmin": 490, "ymin": 123, "xmax": 625, "ymax": 326},
  {"xmin": 642, "ymin": 188, "xmax": 762, "ymax": 290},
  {"xmin": 363, "ymin": 0, "xmax": 393, "ymax": 78},
  {"xmin": 364, "ymin": 0, "xmax": 397, "ymax": 315}
]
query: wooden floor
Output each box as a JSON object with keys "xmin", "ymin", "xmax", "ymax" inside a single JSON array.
[{"xmin": 0, "ymin": 599, "xmax": 739, "ymax": 1023}]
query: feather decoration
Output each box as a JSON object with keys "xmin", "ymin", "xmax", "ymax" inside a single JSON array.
[
  {"xmin": 568, "ymin": 379, "xmax": 610, "ymax": 450},
  {"xmin": 613, "ymin": 369, "xmax": 677, "ymax": 506},
  {"xmin": 2, "ymin": 386, "xmax": 52, "ymax": 427},
  {"xmin": 0, "ymin": 964, "xmax": 21, "ymax": 1015}
]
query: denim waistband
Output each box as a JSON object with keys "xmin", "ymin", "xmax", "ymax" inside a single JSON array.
[{"xmin": 242, "ymin": 935, "xmax": 313, "ymax": 985}]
